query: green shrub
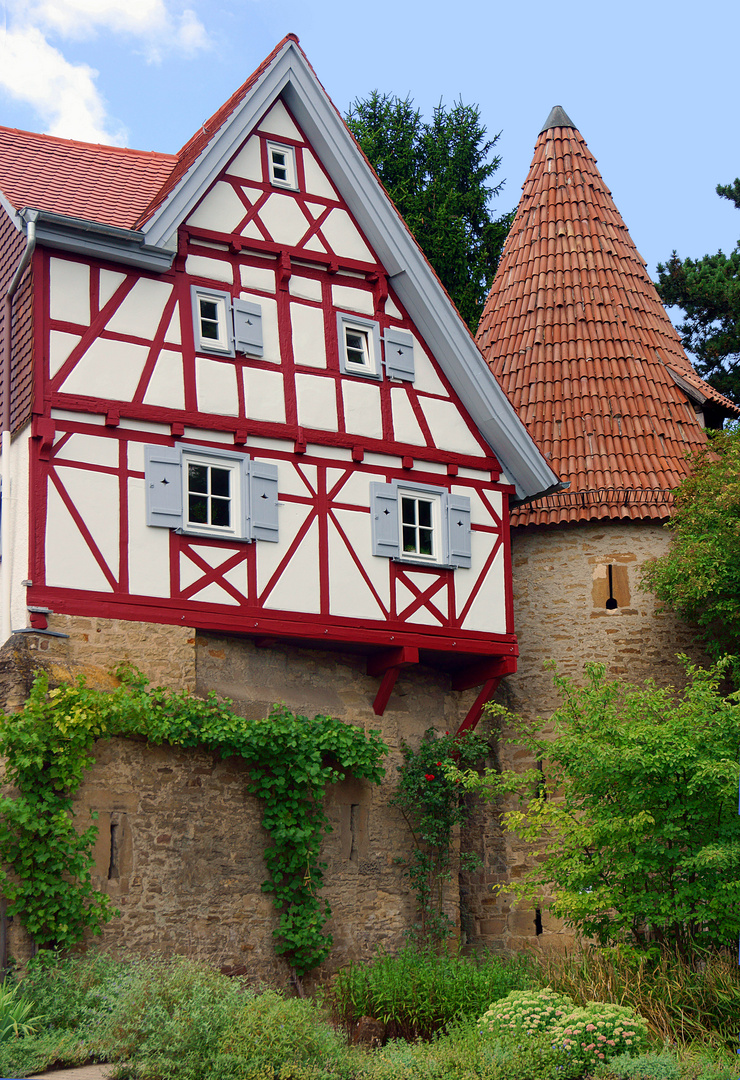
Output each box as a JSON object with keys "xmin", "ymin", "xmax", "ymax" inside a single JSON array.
[
  {"xmin": 0, "ymin": 1029, "xmax": 89, "ymax": 1078},
  {"xmin": 327, "ymin": 947, "xmax": 530, "ymax": 1038},
  {"xmin": 593, "ymin": 1047, "xmax": 738, "ymax": 1080},
  {"xmin": 0, "ymin": 980, "xmax": 44, "ymax": 1041},
  {"xmin": 355, "ymin": 1019, "xmax": 582, "ymax": 1080},
  {"xmin": 90, "ymin": 956, "xmax": 249, "ymax": 1079},
  {"xmin": 217, "ymin": 990, "xmax": 352, "ymax": 1080},
  {"xmin": 20, "ymin": 950, "xmax": 133, "ymax": 1032}
]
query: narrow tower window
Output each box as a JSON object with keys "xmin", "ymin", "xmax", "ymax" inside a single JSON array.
[{"xmin": 605, "ymin": 564, "xmax": 618, "ymax": 610}]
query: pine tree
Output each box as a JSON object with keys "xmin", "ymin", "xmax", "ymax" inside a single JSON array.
[
  {"xmin": 656, "ymin": 180, "xmax": 740, "ymax": 403},
  {"xmin": 346, "ymin": 92, "xmax": 513, "ymax": 331}
]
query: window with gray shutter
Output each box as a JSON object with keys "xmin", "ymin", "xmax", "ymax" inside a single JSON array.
[
  {"xmin": 370, "ymin": 480, "xmax": 472, "ymax": 568},
  {"xmin": 144, "ymin": 444, "xmax": 278, "ymax": 544},
  {"xmin": 384, "ymin": 327, "xmax": 415, "ymax": 382}
]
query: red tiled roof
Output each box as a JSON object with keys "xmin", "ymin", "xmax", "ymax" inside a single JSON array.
[
  {"xmin": 477, "ymin": 107, "xmax": 738, "ymax": 528},
  {"xmin": 0, "ymin": 127, "xmax": 175, "ymax": 230}
]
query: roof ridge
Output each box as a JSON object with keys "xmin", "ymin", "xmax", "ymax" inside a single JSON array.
[
  {"xmin": 0, "ymin": 124, "xmax": 176, "ymax": 161},
  {"xmin": 539, "ymin": 105, "xmax": 576, "ymax": 133}
]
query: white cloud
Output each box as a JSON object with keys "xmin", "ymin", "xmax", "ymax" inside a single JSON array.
[
  {"xmin": 0, "ymin": 25, "xmax": 125, "ymax": 143},
  {"xmin": 0, "ymin": 1, "xmax": 210, "ymax": 141}
]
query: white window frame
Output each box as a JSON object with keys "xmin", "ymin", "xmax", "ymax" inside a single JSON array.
[
  {"xmin": 182, "ymin": 450, "xmax": 242, "ymax": 539},
  {"xmin": 336, "ymin": 312, "xmax": 382, "ymax": 380},
  {"xmin": 191, "ymin": 285, "xmax": 234, "ymax": 356},
  {"xmin": 267, "ymin": 141, "xmax": 298, "ymax": 190},
  {"xmin": 398, "ymin": 488, "xmax": 443, "ymax": 564}
]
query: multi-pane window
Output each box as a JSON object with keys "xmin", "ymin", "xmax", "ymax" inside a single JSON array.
[
  {"xmin": 198, "ymin": 295, "xmax": 228, "ymax": 349},
  {"xmin": 336, "ymin": 313, "xmax": 381, "ymax": 378},
  {"xmin": 400, "ymin": 493, "xmax": 438, "ymax": 560},
  {"xmin": 186, "ymin": 460, "xmax": 233, "ymax": 531},
  {"xmin": 267, "ymin": 142, "xmax": 297, "ymax": 189},
  {"xmin": 344, "ymin": 326, "xmax": 370, "ymax": 369}
]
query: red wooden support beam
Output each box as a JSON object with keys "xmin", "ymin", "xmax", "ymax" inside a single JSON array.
[
  {"xmin": 368, "ymin": 646, "xmax": 418, "ymax": 716},
  {"xmin": 456, "ymin": 678, "xmax": 498, "ymax": 736},
  {"xmin": 366, "ymin": 646, "xmax": 418, "ymax": 678},
  {"xmin": 451, "ymin": 654, "xmax": 517, "ymax": 692}
]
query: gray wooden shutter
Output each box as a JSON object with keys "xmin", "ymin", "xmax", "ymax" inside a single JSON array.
[
  {"xmin": 145, "ymin": 445, "xmax": 182, "ymax": 528},
  {"xmin": 233, "ymin": 298, "xmax": 263, "ymax": 356},
  {"xmin": 249, "ymin": 460, "xmax": 279, "ymax": 542},
  {"xmin": 446, "ymin": 493, "xmax": 472, "ymax": 568},
  {"xmin": 370, "ymin": 482, "xmax": 400, "ymax": 558},
  {"xmin": 384, "ymin": 328, "xmax": 415, "ymax": 382}
]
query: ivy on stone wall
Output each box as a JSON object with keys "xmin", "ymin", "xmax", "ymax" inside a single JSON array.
[
  {"xmin": 0, "ymin": 667, "xmax": 387, "ymax": 980},
  {"xmin": 392, "ymin": 727, "xmax": 489, "ymax": 946}
]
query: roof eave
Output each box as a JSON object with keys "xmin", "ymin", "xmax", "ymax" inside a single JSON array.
[
  {"xmin": 141, "ymin": 41, "xmax": 559, "ymax": 501},
  {"xmin": 21, "ymin": 208, "xmax": 174, "ymax": 271}
]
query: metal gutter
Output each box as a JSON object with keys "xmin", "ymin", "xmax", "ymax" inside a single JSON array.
[{"xmin": 24, "ymin": 208, "xmax": 174, "ymax": 272}]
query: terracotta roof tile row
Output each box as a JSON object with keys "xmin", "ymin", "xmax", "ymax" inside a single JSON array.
[
  {"xmin": 478, "ymin": 113, "xmax": 738, "ymax": 528},
  {"xmin": 0, "ymin": 127, "xmax": 175, "ymax": 230}
]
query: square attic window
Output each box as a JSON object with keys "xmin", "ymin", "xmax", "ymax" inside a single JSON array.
[{"xmin": 267, "ymin": 142, "xmax": 298, "ymax": 190}]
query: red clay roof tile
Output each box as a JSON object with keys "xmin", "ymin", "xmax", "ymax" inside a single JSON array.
[{"xmin": 477, "ymin": 113, "xmax": 739, "ymax": 527}]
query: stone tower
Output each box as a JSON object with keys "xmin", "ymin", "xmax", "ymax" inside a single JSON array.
[{"xmin": 469, "ymin": 105, "xmax": 738, "ymax": 950}]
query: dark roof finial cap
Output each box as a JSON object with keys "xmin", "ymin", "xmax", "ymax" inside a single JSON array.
[{"xmin": 540, "ymin": 105, "xmax": 576, "ymax": 133}]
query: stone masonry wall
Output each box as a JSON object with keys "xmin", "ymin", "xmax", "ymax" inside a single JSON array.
[
  {"xmin": 461, "ymin": 519, "xmax": 708, "ymax": 955},
  {"xmin": 3, "ymin": 616, "xmax": 480, "ymax": 984}
]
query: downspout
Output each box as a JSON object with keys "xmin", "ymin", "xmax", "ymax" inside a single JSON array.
[{"xmin": 2, "ymin": 209, "xmax": 37, "ymax": 645}]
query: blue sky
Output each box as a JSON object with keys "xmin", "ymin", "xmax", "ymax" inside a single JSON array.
[{"xmin": 0, "ymin": 0, "xmax": 737, "ymax": 282}]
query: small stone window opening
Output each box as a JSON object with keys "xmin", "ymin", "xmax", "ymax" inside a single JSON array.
[
  {"xmin": 108, "ymin": 820, "xmax": 121, "ymax": 880},
  {"xmin": 534, "ymin": 908, "xmax": 543, "ymax": 936},
  {"xmin": 605, "ymin": 564, "xmax": 618, "ymax": 610},
  {"xmin": 349, "ymin": 804, "xmax": 359, "ymax": 864}
]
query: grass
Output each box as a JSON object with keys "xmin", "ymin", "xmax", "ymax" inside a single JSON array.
[
  {"xmin": 523, "ymin": 945, "xmax": 740, "ymax": 1049},
  {"xmin": 324, "ymin": 946, "xmax": 531, "ymax": 1039}
]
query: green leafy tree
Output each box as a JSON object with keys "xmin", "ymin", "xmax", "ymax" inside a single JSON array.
[
  {"xmin": 346, "ymin": 91, "xmax": 513, "ymax": 330},
  {"xmin": 656, "ymin": 180, "xmax": 740, "ymax": 403},
  {"xmin": 640, "ymin": 428, "xmax": 740, "ymax": 663},
  {"xmin": 450, "ymin": 661, "xmax": 740, "ymax": 955}
]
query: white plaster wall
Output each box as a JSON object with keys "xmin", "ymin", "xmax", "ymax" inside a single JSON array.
[
  {"xmin": 296, "ymin": 373, "xmax": 338, "ymax": 430},
  {"xmin": 257, "ymin": 194, "xmax": 309, "ymax": 247},
  {"xmin": 241, "ymin": 266, "xmax": 276, "ymax": 293},
  {"xmin": 49, "ymin": 331, "xmax": 81, "ymax": 378},
  {"xmin": 186, "ymin": 256, "xmax": 233, "ymax": 285},
  {"xmin": 49, "ymin": 258, "xmax": 90, "ymax": 325},
  {"xmin": 196, "ymin": 357, "xmax": 239, "ymax": 416},
  {"xmin": 320, "ymin": 209, "xmax": 373, "ymax": 262},
  {"xmin": 419, "ymin": 398, "xmax": 486, "ymax": 456},
  {"xmin": 332, "ymin": 284, "xmax": 374, "ymax": 315},
  {"xmin": 302, "ymin": 150, "xmax": 337, "ymax": 199},
  {"xmin": 258, "ymin": 100, "xmax": 302, "ymax": 141},
  {"xmin": 291, "ymin": 303, "xmax": 326, "ymax": 368},
  {"xmin": 228, "ymin": 136, "xmax": 262, "ymax": 182},
  {"xmin": 187, "ymin": 182, "xmax": 246, "ymax": 233},
  {"xmin": 243, "ymin": 367, "xmax": 285, "ymax": 423},
  {"xmin": 342, "ymin": 381, "xmax": 383, "ymax": 439},
  {"xmin": 127, "ymin": 477, "xmax": 170, "ymax": 598},
  {"xmin": 61, "ymin": 338, "xmax": 149, "ymax": 401},
  {"xmin": 105, "ymin": 279, "xmax": 172, "ymax": 339}
]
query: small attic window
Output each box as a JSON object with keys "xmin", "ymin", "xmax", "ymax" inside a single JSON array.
[{"xmin": 267, "ymin": 141, "xmax": 297, "ymax": 190}]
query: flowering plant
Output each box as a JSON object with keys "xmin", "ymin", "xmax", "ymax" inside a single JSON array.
[
  {"xmin": 552, "ymin": 1003, "xmax": 647, "ymax": 1069},
  {"xmin": 478, "ymin": 988, "xmax": 573, "ymax": 1037},
  {"xmin": 479, "ymin": 990, "xmax": 647, "ymax": 1074}
]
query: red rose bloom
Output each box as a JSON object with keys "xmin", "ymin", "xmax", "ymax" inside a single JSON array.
[{"xmin": 425, "ymin": 773, "xmax": 435, "ymax": 780}]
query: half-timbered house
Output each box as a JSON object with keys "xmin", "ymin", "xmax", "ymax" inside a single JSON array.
[{"xmin": 0, "ymin": 37, "xmax": 558, "ymax": 969}]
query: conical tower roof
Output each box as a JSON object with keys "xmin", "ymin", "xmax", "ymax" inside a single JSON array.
[{"xmin": 477, "ymin": 108, "xmax": 737, "ymax": 528}]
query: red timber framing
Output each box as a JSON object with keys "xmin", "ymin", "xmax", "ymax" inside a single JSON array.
[{"xmin": 18, "ymin": 85, "xmax": 533, "ymax": 718}]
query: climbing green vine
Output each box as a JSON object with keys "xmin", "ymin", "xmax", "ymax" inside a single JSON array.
[
  {"xmin": 0, "ymin": 667, "xmax": 387, "ymax": 978},
  {"xmin": 391, "ymin": 727, "xmax": 489, "ymax": 947}
]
